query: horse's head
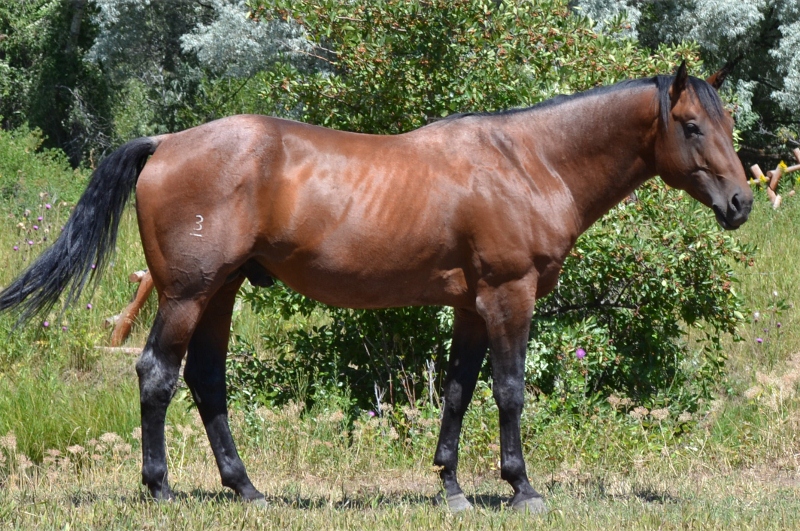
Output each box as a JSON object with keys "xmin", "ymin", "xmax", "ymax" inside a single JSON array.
[{"xmin": 655, "ymin": 62, "xmax": 753, "ymax": 230}]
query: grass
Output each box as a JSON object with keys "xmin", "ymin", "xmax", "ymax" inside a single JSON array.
[
  {"xmin": 1, "ymin": 132, "xmax": 800, "ymax": 528},
  {"xmin": 1, "ymin": 405, "xmax": 799, "ymax": 530}
]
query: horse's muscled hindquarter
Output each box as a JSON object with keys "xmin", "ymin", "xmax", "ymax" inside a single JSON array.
[{"xmin": 0, "ymin": 64, "xmax": 752, "ymax": 512}]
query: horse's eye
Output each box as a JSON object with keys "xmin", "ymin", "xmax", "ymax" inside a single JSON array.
[{"xmin": 684, "ymin": 123, "xmax": 701, "ymax": 138}]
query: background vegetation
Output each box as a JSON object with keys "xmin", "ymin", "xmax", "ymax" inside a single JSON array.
[{"xmin": 0, "ymin": 0, "xmax": 799, "ymax": 528}]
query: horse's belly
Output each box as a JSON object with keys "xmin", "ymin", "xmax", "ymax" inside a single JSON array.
[{"xmin": 266, "ymin": 257, "xmax": 472, "ymax": 310}]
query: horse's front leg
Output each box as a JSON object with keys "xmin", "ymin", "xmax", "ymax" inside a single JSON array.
[{"xmin": 477, "ymin": 280, "xmax": 547, "ymax": 514}]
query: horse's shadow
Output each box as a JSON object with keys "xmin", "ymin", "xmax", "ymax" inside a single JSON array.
[
  {"xmin": 70, "ymin": 478, "xmax": 679, "ymax": 510},
  {"xmin": 543, "ymin": 477, "xmax": 682, "ymax": 505},
  {"xmin": 143, "ymin": 489, "xmax": 513, "ymax": 511}
]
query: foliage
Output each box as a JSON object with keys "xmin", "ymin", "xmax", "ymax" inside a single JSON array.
[
  {"xmin": 250, "ymin": 0, "xmax": 698, "ymax": 134},
  {"xmin": 88, "ymin": 0, "xmax": 310, "ymax": 147},
  {"xmin": 226, "ymin": 0, "xmax": 743, "ymax": 417},
  {"xmin": 0, "ymin": 0, "xmax": 111, "ymax": 165},
  {"xmin": 1, "ymin": 1, "xmax": 309, "ymax": 164},
  {"xmin": 179, "ymin": 0, "xmax": 311, "ymax": 79},
  {"xmin": 0, "ymin": 126, "xmax": 87, "ymax": 209},
  {"xmin": 528, "ymin": 182, "xmax": 754, "ymax": 414},
  {"xmin": 231, "ymin": 287, "xmax": 450, "ymax": 411}
]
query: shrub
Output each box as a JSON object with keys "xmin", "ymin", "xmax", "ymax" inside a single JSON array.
[
  {"xmin": 231, "ymin": 181, "xmax": 752, "ymax": 416},
  {"xmin": 228, "ymin": 0, "xmax": 750, "ymax": 419},
  {"xmin": 0, "ymin": 126, "xmax": 88, "ymax": 210},
  {"xmin": 528, "ymin": 181, "xmax": 753, "ymax": 415}
]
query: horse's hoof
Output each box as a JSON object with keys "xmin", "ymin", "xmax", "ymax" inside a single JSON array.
[
  {"xmin": 151, "ymin": 492, "xmax": 174, "ymax": 503},
  {"xmin": 149, "ymin": 484, "xmax": 175, "ymax": 502},
  {"xmin": 510, "ymin": 495, "xmax": 547, "ymax": 515},
  {"xmin": 247, "ymin": 497, "xmax": 267, "ymax": 507},
  {"xmin": 434, "ymin": 492, "xmax": 473, "ymax": 513}
]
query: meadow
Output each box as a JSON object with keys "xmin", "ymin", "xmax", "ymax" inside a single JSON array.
[{"xmin": 1, "ymin": 130, "xmax": 799, "ymax": 529}]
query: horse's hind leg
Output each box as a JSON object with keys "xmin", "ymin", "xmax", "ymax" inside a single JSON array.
[
  {"xmin": 433, "ymin": 309, "xmax": 489, "ymax": 512},
  {"xmin": 183, "ymin": 276, "xmax": 264, "ymax": 502},
  {"xmin": 137, "ymin": 299, "xmax": 203, "ymax": 500}
]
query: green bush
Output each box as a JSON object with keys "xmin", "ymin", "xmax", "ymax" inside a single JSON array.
[
  {"xmin": 528, "ymin": 181, "xmax": 753, "ymax": 415},
  {"xmin": 253, "ymin": 0, "xmax": 698, "ymax": 133},
  {"xmin": 227, "ymin": 0, "xmax": 750, "ymax": 419},
  {"xmin": 231, "ymin": 182, "xmax": 752, "ymax": 416},
  {"xmin": 0, "ymin": 125, "xmax": 88, "ymax": 210}
]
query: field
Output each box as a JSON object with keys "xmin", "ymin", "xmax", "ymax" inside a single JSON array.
[{"xmin": 1, "ymin": 136, "xmax": 800, "ymax": 529}]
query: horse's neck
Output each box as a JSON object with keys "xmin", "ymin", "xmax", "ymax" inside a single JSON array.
[{"xmin": 511, "ymin": 87, "xmax": 660, "ymax": 233}]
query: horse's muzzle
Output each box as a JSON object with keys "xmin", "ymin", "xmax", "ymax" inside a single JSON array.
[{"xmin": 713, "ymin": 191, "xmax": 753, "ymax": 230}]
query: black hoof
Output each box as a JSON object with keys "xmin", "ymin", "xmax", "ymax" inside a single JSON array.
[{"xmin": 237, "ymin": 484, "xmax": 266, "ymax": 503}]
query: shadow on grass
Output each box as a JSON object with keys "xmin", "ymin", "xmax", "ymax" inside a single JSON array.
[
  {"xmin": 543, "ymin": 476, "xmax": 682, "ymax": 505},
  {"xmin": 136, "ymin": 488, "xmax": 516, "ymax": 511}
]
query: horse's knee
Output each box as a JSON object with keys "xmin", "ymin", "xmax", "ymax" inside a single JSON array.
[{"xmin": 492, "ymin": 380, "xmax": 524, "ymax": 413}]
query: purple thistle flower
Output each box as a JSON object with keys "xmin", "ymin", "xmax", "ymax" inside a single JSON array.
[
  {"xmin": 86, "ymin": 303, "xmax": 92, "ymax": 310},
  {"xmin": 91, "ymin": 264, "xmax": 96, "ymax": 270},
  {"xmin": 576, "ymin": 348, "xmax": 586, "ymax": 359},
  {"xmin": 62, "ymin": 326, "xmax": 68, "ymax": 332},
  {"xmin": 756, "ymin": 338, "xmax": 763, "ymax": 344},
  {"xmin": 368, "ymin": 411, "xmax": 376, "ymax": 417},
  {"xmin": 37, "ymin": 216, "xmax": 42, "ymax": 221},
  {"xmin": 45, "ymin": 204, "xmax": 51, "ymax": 209},
  {"xmin": 43, "ymin": 321, "xmax": 49, "ymax": 328},
  {"xmin": 27, "ymin": 240, "xmax": 33, "ymax": 245},
  {"xmin": 33, "ymin": 225, "xmax": 38, "ymax": 230},
  {"xmin": 13, "ymin": 246, "xmax": 18, "ymax": 251},
  {"xmin": 777, "ymin": 322, "xmax": 782, "ymax": 328}
]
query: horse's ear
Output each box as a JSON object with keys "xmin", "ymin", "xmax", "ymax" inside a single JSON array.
[
  {"xmin": 706, "ymin": 61, "xmax": 736, "ymax": 90},
  {"xmin": 670, "ymin": 60, "xmax": 688, "ymax": 104}
]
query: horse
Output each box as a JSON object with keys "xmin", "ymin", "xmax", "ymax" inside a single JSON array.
[{"xmin": 0, "ymin": 62, "xmax": 751, "ymax": 513}]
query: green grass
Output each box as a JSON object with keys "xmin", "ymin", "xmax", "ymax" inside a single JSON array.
[{"xmin": 1, "ymin": 129, "xmax": 800, "ymax": 528}]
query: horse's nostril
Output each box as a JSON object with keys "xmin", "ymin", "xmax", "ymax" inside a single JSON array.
[{"xmin": 731, "ymin": 193, "xmax": 741, "ymax": 213}]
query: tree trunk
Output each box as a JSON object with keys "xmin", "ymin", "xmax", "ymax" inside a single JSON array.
[{"xmin": 66, "ymin": 0, "xmax": 87, "ymax": 55}]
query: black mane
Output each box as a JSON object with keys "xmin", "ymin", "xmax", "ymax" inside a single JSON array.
[{"xmin": 443, "ymin": 75, "xmax": 726, "ymax": 128}]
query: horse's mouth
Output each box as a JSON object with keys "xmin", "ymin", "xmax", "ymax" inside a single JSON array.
[{"xmin": 713, "ymin": 205, "xmax": 737, "ymax": 230}]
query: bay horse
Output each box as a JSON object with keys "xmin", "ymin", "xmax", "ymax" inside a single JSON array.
[{"xmin": 0, "ymin": 63, "xmax": 751, "ymax": 513}]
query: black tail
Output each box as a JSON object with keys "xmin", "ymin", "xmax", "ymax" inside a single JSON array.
[{"xmin": 0, "ymin": 137, "xmax": 160, "ymax": 323}]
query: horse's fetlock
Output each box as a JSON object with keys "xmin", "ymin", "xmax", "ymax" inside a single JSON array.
[
  {"xmin": 500, "ymin": 458, "xmax": 527, "ymax": 484},
  {"xmin": 142, "ymin": 464, "xmax": 168, "ymax": 489}
]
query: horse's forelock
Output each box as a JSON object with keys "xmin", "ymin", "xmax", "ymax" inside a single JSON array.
[
  {"xmin": 656, "ymin": 74, "xmax": 726, "ymax": 129},
  {"xmin": 686, "ymin": 76, "xmax": 726, "ymax": 123}
]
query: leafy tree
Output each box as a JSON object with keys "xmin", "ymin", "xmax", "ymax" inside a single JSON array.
[
  {"xmin": 180, "ymin": 0, "xmax": 311, "ymax": 79},
  {"xmin": 88, "ymin": 0, "xmax": 310, "ymax": 142},
  {"xmin": 252, "ymin": 0, "xmax": 696, "ymax": 133},
  {"xmin": 0, "ymin": 0, "xmax": 110, "ymax": 165},
  {"xmin": 234, "ymin": 0, "xmax": 749, "ymax": 416}
]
